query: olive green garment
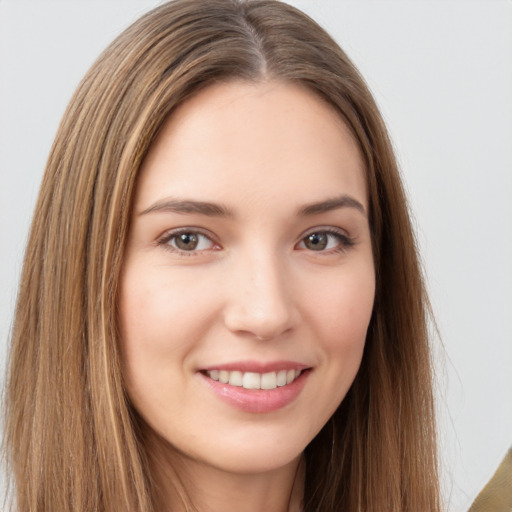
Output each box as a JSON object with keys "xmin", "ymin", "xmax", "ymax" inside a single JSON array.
[{"xmin": 468, "ymin": 448, "xmax": 512, "ymax": 512}]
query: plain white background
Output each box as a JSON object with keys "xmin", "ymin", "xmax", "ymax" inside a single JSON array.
[{"xmin": 0, "ymin": 1, "xmax": 511, "ymax": 510}]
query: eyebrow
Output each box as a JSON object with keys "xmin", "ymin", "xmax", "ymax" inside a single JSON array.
[
  {"xmin": 298, "ymin": 195, "xmax": 367, "ymax": 217},
  {"xmin": 139, "ymin": 198, "xmax": 233, "ymax": 217},
  {"xmin": 139, "ymin": 194, "xmax": 366, "ymax": 218}
]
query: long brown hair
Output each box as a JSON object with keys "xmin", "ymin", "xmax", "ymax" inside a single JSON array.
[{"xmin": 3, "ymin": 1, "xmax": 440, "ymax": 510}]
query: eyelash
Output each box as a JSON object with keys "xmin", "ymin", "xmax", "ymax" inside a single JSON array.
[
  {"xmin": 298, "ymin": 228, "xmax": 355, "ymax": 254},
  {"xmin": 157, "ymin": 228, "xmax": 219, "ymax": 256},
  {"xmin": 156, "ymin": 227, "xmax": 355, "ymax": 256}
]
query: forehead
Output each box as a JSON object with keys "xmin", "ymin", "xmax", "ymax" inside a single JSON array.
[{"xmin": 135, "ymin": 80, "xmax": 366, "ymax": 213}]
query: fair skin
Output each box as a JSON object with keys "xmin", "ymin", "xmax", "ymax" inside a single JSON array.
[{"xmin": 120, "ymin": 80, "xmax": 375, "ymax": 512}]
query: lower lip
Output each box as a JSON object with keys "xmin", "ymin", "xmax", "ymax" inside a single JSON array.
[{"xmin": 200, "ymin": 370, "xmax": 310, "ymax": 413}]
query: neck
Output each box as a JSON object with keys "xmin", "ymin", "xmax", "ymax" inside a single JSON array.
[{"xmin": 144, "ymin": 428, "xmax": 304, "ymax": 512}]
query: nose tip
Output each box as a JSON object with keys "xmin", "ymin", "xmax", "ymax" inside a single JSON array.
[
  {"xmin": 224, "ymin": 288, "xmax": 295, "ymax": 340},
  {"xmin": 222, "ymin": 258, "xmax": 297, "ymax": 341}
]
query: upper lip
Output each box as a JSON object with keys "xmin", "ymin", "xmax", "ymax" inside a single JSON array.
[{"xmin": 200, "ymin": 360, "xmax": 311, "ymax": 373}]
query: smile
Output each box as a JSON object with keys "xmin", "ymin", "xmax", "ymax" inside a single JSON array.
[{"xmin": 205, "ymin": 369, "xmax": 303, "ymax": 390}]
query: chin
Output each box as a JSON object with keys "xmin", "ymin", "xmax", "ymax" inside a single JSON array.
[
  {"xmin": 187, "ymin": 424, "xmax": 314, "ymax": 475},
  {"xmin": 201, "ymin": 445, "xmax": 303, "ymax": 475}
]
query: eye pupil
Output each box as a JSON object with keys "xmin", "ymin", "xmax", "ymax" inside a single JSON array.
[
  {"xmin": 175, "ymin": 233, "xmax": 198, "ymax": 250},
  {"xmin": 305, "ymin": 233, "xmax": 328, "ymax": 251}
]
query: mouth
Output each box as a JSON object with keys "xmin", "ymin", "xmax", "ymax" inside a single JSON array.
[
  {"xmin": 201, "ymin": 368, "xmax": 305, "ymax": 390},
  {"xmin": 199, "ymin": 361, "xmax": 312, "ymax": 412}
]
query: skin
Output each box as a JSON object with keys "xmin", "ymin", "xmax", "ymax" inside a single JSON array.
[{"xmin": 120, "ymin": 80, "xmax": 375, "ymax": 512}]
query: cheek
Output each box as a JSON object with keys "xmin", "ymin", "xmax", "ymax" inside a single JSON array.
[
  {"xmin": 118, "ymin": 270, "xmax": 191, "ymax": 411},
  {"xmin": 311, "ymin": 265, "xmax": 375, "ymax": 353},
  {"xmin": 118, "ymin": 266, "xmax": 209, "ymax": 419},
  {"xmin": 119, "ymin": 266, "xmax": 215, "ymax": 356},
  {"xmin": 297, "ymin": 265, "xmax": 374, "ymax": 438}
]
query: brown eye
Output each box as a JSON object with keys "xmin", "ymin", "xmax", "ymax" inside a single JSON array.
[
  {"xmin": 174, "ymin": 233, "xmax": 199, "ymax": 251},
  {"xmin": 297, "ymin": 230, "xmax": 354, "ymax": 253},
  {"xmin": 304, "ymin": 232, "xmax": 328, "ymax": 251},
  {"xmin": 162, "ymin": 231, "xmax": 216, "ymax": 253}
]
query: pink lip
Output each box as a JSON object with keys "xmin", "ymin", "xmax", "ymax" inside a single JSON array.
[
  {"xmin": 201, "ymin": 360, "xmax": 310, "ymax": 373},
  {"xmin": 199, "ymin": 365, "xmax": 311, "ymax": 414}
]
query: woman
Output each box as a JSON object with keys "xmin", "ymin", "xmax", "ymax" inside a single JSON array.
[{"xmin": 3, "ymin": 0, "xmax": 440, "ymax": 510}]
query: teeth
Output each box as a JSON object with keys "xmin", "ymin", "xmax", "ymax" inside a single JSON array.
[
  {"xmin": 242, "ymin": 372, "xmax": 260, "ymax": 389},
  {"xmin": 206, "ymin": 368, "xmax": 303, "ymax": 390},
  {"xmin": 261, "ymin": 372, "xmax": 276, "ymax": 390},
  {"xmin": 228, "ymin": 371, "xmax": 243, "ymax": 387}
]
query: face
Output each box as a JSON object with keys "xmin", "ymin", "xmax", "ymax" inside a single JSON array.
[{"xmin": 120, "ymin": 81, "xmax": 375, "ymax": 475}]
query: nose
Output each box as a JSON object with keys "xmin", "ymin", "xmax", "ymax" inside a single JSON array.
[{"xmin": 222, "ymin": 249, "xmax": 298, "ymax": 341}]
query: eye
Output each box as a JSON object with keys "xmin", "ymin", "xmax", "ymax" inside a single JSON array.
[
  {"xmin": 159, "ymin": 229, "xmax": 217, "ymax": 253},
  {"xmin": 297, "ymin": 229, "xmax": 354, "ymax": 252}
]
